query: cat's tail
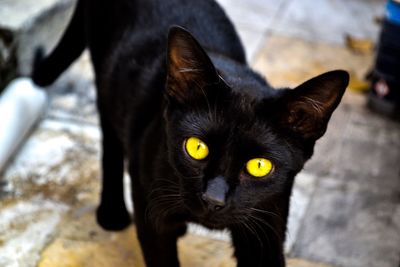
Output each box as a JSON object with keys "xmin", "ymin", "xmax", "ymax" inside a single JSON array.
[{"xmin": 32, "ymin": 0, "xmax": 86, "ymax": 87}]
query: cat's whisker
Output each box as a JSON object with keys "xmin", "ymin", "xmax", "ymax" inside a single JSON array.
[
  {"xmin": 231, "ymin": 216, "xmax": 253, "ymax": 245},
  {"xmin": 241, "ymin": 217, "xmax": 263, "ymax": 248},
  {"xmin": 150, "ymin": 201, "xmax": 178, "ymax": 220},
  {"xmin": 199, "ymin": 86, "xmax": 214, "ymax": 122},
  {"xmin": 148, "ymin": 187, "xmax": 180, "ymax": 196},
  {"xmin": 147, "ymin": 194, "xmax": 175, "ymax": 209},
  {"xmin": 151, "ymin": 178, "xmax": 180, "ymax": 185},
  {"xmin": 249, "ymin": 207, "xmax": 283, "ymax": 223},
  {"xmin": 151, "ymin": 201, "xmax": 184, "ymax": 232},
  {"xmin": 246, "ymin": 212, "xmax": 282, "ymax": 243},
  {"xmin": 182, "ymin": 177, "xmax": 202, "ymax": 180},
  {"xmin": 146, "ymin": 191, "xmax": 185, "ymax": 227},
  {"xmin": 247, "ymin": 215, "xmax": 273, "ymax": 249},
  {"xmin": 247, "ymin": 215, "xmax": 268, "ymax": 237},
  {"xmin": 147, "ymin": 195, "xmax": 182, "ymax": 212},
  {"xmin": 236, "ymin": 221, "xmax": 251, "ymax": 245},
  {"xmin": 245, "ymin": 217, "xmax": 271, "ymax": 263},
  {"xmin": 149, "ymin": 180, "xmax": 180, "ymax": 190},
  {"xmin": 147, "ymin": 177, "xmax": 182, "ymax": 199}
]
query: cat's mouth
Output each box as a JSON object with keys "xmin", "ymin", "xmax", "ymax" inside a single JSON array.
[
  {"xmin": 195, "ymin": 207, "xmax": 235, "ymax": 229},
  {"xmin": 182, "ymin": 194, "xmax": 235, "ymax": 229},
  {"xmin": 196, "ymin": 214, "xmax": 230, "ymax": 229}
]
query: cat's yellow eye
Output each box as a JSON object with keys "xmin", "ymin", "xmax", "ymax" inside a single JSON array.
[
  {"xmin": 185, "ymin": 137, "xmax": 209, "ymax": 160},
  {"xmin": 246, "ymin": 158, "xmax": 273, "ymax": 178}
]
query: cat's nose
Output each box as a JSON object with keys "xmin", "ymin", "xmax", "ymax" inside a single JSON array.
[
  {"xmin": 201, "ymin": 192, "xmax": 225, "ymax": 211},
  {"xmin": 202, "ymin": 176, "xmax": 228, "ymax": 211}
]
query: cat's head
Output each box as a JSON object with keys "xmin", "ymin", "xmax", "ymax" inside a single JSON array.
[{"xmin": 163, "ymin": 26, "xmax": 348, "ymax": 228}]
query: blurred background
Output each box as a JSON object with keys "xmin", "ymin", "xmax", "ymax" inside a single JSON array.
[{"xmin": 0, "ymin": 0, "xmax": 399, "ymax": 267}]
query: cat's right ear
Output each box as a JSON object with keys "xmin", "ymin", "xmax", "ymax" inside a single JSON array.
[
  {"xmin": 277, "ymin": 70, "xmax": 349, "ymax": 140},
  {"xmin": 166, "ymin": 26, "xmax": 220, "ymax": 104}
]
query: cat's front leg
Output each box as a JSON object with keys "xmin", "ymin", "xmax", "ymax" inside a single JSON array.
[
  {"xmin": 96, "ymin": 115, "xmax": 131, "ymax": 231},
  {"xmin": 230, "ymin": 222, "xmax": 286, "ymax": 267},
  {"xmin": 136, "ymin": 222, "xmax": 186, "ymax": 267},
  {"xmin": 133, "ymin": 191, "xmax": 186, "ymax": 267}
]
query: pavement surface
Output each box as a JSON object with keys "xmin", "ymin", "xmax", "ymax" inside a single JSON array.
[{"xmin": 1, "ymin": 0, "xmax": 399, "ymax": 267}]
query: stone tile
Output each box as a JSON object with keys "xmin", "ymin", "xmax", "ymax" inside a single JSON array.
[
  {"xmin": 305, "ymin": 92, "xmax": 400, "ymax": 190},
  {"xmin": 287, "ymin": 258, "xmax": 336, "ymax": 267},
  {"xmin": 335, "ymin": 115, "xmax": 400, "ymax": 188},
  {"xmin": 0, "ymin": 117, "xmax": 101, "ymax": 266},
  {"xmin": 252, "ymin": 34, "xmax": 373, "ymax": 88},
  {"xmin": 216, "ymin": 0, "xmax": 288, "ymax": 33},
  {"xmin": 236, "ymin": 26, "xmax": 268, "ymax": 63},
  {"xmin": 291, "ymin": 176, "xmax": 400, "ymax": 267},
  {"xmin": 37, "ymin": 210, "xmax": 143, "ymax": 267},
  {"xmin": 1, "ymin": 118, "xmax": 100, "ymax": 203},
  {"xmin": 37, "ymin": 209, "xmax": 235, "ymax": 267},
  {"xmin": 216, "ymin": 0, "xmax": 289, "ymax": 62},
  {"xmin": 0, "ymin": 197, "xmax": 68, "ymax": 267},
  {"xmin": 271, "ymin": 0, "xmax": 385, "ymax": 45},
  {"xmin": 286, "ymin": 172, "xmax": 318, "ymax": 253},
  {"xmin": 178, "ymin": 232, "xmax": 235, "ymax": 267},
  {"xmin": 46, "ymin": 51, "xmax": 97, "ymax": 125},
  {"xmin": 188, "ymin": 223, "xmax": 231, "ymax": 242}
]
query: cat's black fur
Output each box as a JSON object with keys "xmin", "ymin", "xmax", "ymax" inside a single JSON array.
[{"xmin": 32, "ymin": 0, "xmax": 349, "ymax": 266}]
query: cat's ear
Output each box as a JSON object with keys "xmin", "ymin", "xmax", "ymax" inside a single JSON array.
[
  {"xmin": 279, "ymin": 70, "xmax": 349, "ymax": 140},
  {"xmin": 166, "ymin": 26, "xmax": 220, "ymax": 103}
]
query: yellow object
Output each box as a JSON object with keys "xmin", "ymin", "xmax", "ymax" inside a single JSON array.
[
  {"xmin": 348, "ymin": 71, "xmax": 370, "ymax": 92},
  {"xmin": 185, "ymin": 137, "xmax": 209, "ymax": 160},
  {"xmin": 345, "ymin": 35, "xmax": 374, "ymax": 55},
  {"xmin": 246, "ymin": 158, "xmax": 273, "ymax": 178}
]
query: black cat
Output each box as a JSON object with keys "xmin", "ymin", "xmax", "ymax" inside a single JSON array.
[{"xmin": 32, "ymin": 0, "xmax": 349, "ymax": 266}]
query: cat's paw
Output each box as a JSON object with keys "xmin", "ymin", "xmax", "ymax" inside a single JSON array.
[{"xmin": 96, "ymin": 204, "xmax": 131, "ymax": 231}]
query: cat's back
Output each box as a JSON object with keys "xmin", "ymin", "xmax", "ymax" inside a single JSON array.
[
  {"xmin": 86, "ymin": 0, "xmax": 247, "ymax": 140},
  {"xmin": 87, "ymin": 0, "xmax": 245, "ymax": 68},
  {"xmin": 133, "ymin": 0, "xmax": 245, "ymax": 58}
]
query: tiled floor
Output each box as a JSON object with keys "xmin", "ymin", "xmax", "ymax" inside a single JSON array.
[{"xmin": 1, "ymin": 0, "xmax": 399, "ymax": 267}]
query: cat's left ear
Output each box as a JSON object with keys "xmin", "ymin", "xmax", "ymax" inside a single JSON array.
[
  {"xmin": 166, "ymin": 26, "xmax": 220, "ymax": 104},
  {"xmin": 279, "ymin": 70, "xmax": 349, "ymax": 140}
]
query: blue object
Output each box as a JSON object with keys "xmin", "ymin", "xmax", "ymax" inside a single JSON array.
[
  {"xmin": 386, "ymin": 0, "xmax": 400, "ymax": 25},
  {"xmin": 367, "ymin": 0, "xmax": 400, "ymax": 118}
]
